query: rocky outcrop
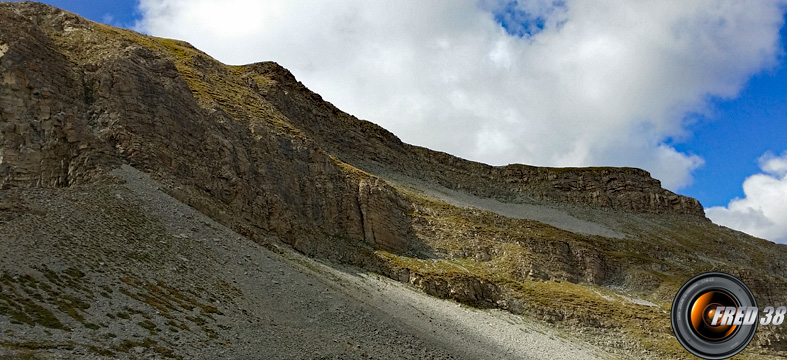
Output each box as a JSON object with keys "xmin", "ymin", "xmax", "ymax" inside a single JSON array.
[
  {"xmin": 3, "ymin": 4, "xmax": 787, "ymax": 358},
  {"xmin": 0, "ymin": 12, "xmax": 117, "ymax": 187},
  {"xmin": 358, "ymin": 177, "xmax": 414, "ymax": 252},
  {"xmin": 499, "ymin": 164, "xmax": 704, "ymax": 215},
  {"xmin": 0, "ymin": 2, "xmax": 415, "ymax": 257},
  {"xmin": 382, "ymin": 266, "xmax": 502, "ymax": 308},
  {"xmin": 249, "ymin": 59, "xmax": 704, "ymax": 216},
  {"xmin": 1, "ymin": 2, "xmax": 701, "ymax": 269}
]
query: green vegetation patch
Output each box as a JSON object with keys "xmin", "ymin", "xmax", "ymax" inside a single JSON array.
[
  {"xmin": 0, "ymin": 272, "xmax": 68, "ymax": 330},
  {"xmin": 118, "ymin": 277, "xmax": 225, "ymax": 320},
  {"xmin": 137, "ymin": 319, "xmax": 158, "ymax": 335},
  {"xmin": 114, "ymin": 337, "xmax": 180, "ymax": 359}
]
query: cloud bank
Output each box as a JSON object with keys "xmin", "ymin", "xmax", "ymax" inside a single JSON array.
[
  {"xmin": 707, "ymin": 152, "xmax": 787, "ymax": 243},
  {"xmin": 136, "ymin": 0, "xmax": 785, "ymax": 190}
]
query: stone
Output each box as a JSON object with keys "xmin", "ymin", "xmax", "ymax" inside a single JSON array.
[{"xmin": 2, "ymin": 5, "xmax": 785, "ymax": 358}]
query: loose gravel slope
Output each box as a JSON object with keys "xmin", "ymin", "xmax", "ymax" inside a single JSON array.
[{"xmin": 0, "ymin": 165, "xmax": 609, "ymax": 359}]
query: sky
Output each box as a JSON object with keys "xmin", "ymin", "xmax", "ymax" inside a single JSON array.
[{"xmin": 30, "ymin": 1, "xmax": 787, "ymax": 243}]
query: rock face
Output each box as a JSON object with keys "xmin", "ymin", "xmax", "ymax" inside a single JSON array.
[
  {"xmin": 0, "ymin": 12, "xmax": 116, "ymax": 187},
  {"xmin": 2, "ymin": 3, "xmax": 787, "ymax": 358},
  {"xmin": 0, "ymin": 2, "xmax": 415, "ymax": 257},
  {"xmin": 253, "ymin": 62, "xmax": 705, "ymax": 216},
  {"xmin": 0, "ymin": 2, "xmax": 700, "ymax": 260}
]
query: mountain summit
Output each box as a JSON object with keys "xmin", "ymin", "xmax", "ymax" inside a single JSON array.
[{"xmin": 1, "ymin": 2, "xmax": 785, "ymax": 358}]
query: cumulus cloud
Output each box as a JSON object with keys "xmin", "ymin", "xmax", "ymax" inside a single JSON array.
[
  {"xmin": 706, "ymin": 152, "xmax": 787, "ymax": 243},
  {"xmin": 135, "ymin": 0, "xmax": 785, "ymax": 190}
]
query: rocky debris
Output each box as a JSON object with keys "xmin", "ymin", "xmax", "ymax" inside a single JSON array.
[
  {"xmin": 1, "ymin": 3, "xmax": 787, "ymax": 359},
  {"xmin": 0, "ymin": 169, "xmax": 465, "ymax": 359}
]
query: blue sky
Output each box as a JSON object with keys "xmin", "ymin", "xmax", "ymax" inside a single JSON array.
[
  {"xmin": 29, "ymin": 1, "xmax": 787, "ymax": 241},
  {"xmin": 39, "ymin": 0, "xmax": 141, "ymax": 28},
  {"xmin": 675, "ymin": 48, "xmax": 787, "ymax": 207}
]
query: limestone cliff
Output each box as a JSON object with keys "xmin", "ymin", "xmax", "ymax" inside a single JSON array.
[
  {"xmin": 252, "ymin": 61, "xmax": 705, "ymax": 216},
  {"xmin": 1, "ymin": 3, "xmax": 787, "ymax": 359},
  {"xmin": 0, "ymin": 2, "xmax": 416, "ymax": 256}
]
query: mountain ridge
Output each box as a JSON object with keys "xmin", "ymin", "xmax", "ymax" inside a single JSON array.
[{"xmin": 1, "ymin": 2, "xmax": 786, "ymax": 359}]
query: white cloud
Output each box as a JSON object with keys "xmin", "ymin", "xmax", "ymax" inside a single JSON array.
[
  {"xmin": 760, "ymin": 151, "xmax": 787, "ymax": 176},
  {"xmin": 135, "ymin": 0, "xmax": 786, "ymax": 190},
  {"xmin": 707, "ymin": 152, "xmax": 787, "ymax": 243},
  {"xmin": 101, "ymin": 14, "xmax": 114, "ymax": 25}
]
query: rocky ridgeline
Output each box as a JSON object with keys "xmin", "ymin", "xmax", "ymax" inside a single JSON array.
[
  {"xmin": 410, "ymin": 150, "xmax": 704, "ymax": 216},
  {"xmin": 249, "ymin": 59, "xmax": 705, "ymax": 216},
  {"xmin": 0, "ymin": 1, "xmax": 703, "ymax": 264},
  {"xmin": 0, "ymin": 2, "xmax": 414, "ymax": 256},
  {"xmin": 4, "ymin": 4, "xmax": 787, "ymax": 358},
  {"xmin": 504, "ymin": 164, "xmax": 703, "ymax": 215}
]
